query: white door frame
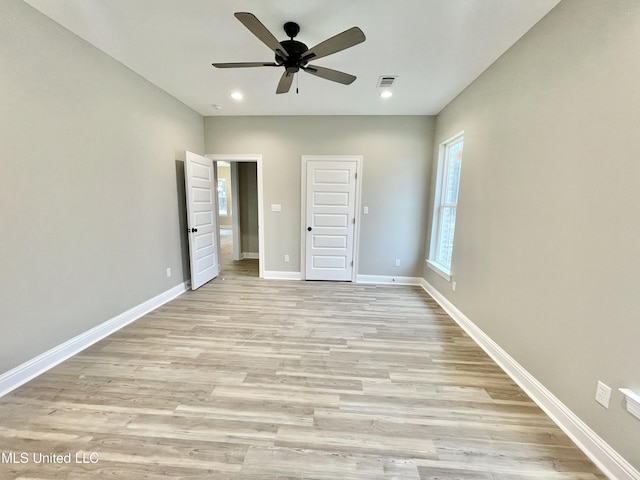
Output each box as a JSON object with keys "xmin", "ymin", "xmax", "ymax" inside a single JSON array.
[
  {"xmin": 301, "ymin": 155, "xmax": 363, "ymax": 282},
  {"xmin": 206, "ymin": 154, "xmax": 264, "ymax": 279}
]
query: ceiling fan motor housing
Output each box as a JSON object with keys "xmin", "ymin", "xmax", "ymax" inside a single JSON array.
[{"xmin": 277, "ymin": 39, "xmax": 309, "ymax": 72}]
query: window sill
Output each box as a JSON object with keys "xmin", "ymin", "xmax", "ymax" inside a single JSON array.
[{"xmin": 426, "ymin": 260, "xmax": 452, "ymax": 282}]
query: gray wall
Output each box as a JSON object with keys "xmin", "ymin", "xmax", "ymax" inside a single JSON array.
[
  {"xmin": 237, "ymin": 162, "xmax": 259, "ymax": 254},
  {"xmin": 424, "ymin": 0, "xmax": 640, "ymax": 469},
  {"xmin": 204, "ymin": 116, "xmax": 434, "ymax": 275},
  {"xmin": 0, "ymin": 0, "xmax": 204, "ymax": 373}
]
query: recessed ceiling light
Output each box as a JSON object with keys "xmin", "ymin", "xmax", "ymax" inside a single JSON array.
[
  {"xmin": 230, "ymin": 91, "xmax": 243, "ymax": 101},
  {"xmin": 211, "ymin": 104, "xmax": 223, "ymax": 110},
  {"xmin": 380, "ymin": 91, "xmax": 393, "ymax": 98}
]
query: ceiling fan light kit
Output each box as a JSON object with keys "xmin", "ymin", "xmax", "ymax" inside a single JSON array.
[{"xmin": 212, "ymin": 12, "xmax": 366, "ymax": 95}]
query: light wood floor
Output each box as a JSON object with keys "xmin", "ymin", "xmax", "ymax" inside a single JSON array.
[{"xmin": 0, "ymin": 233, "xmax": 607, "ymax": 479}]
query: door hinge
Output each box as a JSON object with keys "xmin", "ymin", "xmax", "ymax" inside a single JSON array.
[
  {"xmin": 353, "ymin": 217, "xmax": 356, "ymax": 224},
  {"xmin": 355, "ymin": 172, "xmax": 358, "ymax": 179},
  {"xmin": 351, "ymin": 260, "xmax": 354, "ymax": 267}
]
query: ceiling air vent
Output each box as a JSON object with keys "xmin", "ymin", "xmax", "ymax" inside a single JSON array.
[{"xmin": 377, "ymin": 75, "xmax": 398, "ymax": 88}]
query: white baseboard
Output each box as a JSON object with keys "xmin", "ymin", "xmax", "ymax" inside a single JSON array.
[
  {"xmin": 262, "ymin": 273, "xmax": 424, "ymax": 284},
  {"xmin": 240, "ymin": 252, "xmax": 259, "ymax": 260},
  {"xmin": 420, "ymin": 278, "xmax": 640, "ymax": 480},
  {"xmin": 356, "ymin": 275, "xmax": 423, "ymax": 285},
  {"xmin": 263, "ymin": 270, "xmax": 303, "ymax": 280},
  {"xmin": 0, "ymin": 282, "xmax": 188, "ymax": 398}
]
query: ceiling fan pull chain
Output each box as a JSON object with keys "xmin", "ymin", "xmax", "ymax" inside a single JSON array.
[{"xmin": 296, "ymin": 73, "xmax": 299, "ymax": 94}]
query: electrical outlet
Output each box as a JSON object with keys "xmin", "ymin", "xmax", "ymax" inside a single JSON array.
[
  {"xmin": 395, "ymin": 259, "xmax": 400, "ymax": 267},
  {"xmin": 595, "ymin": 381, "xmax": 612, "ymax": 408},
  {"xmin": 284, "ymin": 254, "xmax": 290, "ymax": 263},
  {"xmin": 166, "ymin": 267, "xmax": 172, "ymax": 278},
  {"xmin": 452, "ymin": 281, "xmax": 456, "ymax": 291}
]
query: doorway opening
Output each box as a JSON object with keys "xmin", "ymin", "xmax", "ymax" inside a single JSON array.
[{"xmin": 207, "ymin": 154, "xmax": 264, "ymax": 279}]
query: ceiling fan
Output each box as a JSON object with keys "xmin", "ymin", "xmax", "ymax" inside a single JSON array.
[{"xmin": 212, "ymin": 12, "xmax": 366, "ymax": 94}]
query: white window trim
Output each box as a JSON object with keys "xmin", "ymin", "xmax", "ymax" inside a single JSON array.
[
  {"xmin": 426, "ymin": 259, "xmax": 452, "ymax": 281},
  {"xmin": 427, "ymin": 131, "xmax": 464, "ymax": 282}
]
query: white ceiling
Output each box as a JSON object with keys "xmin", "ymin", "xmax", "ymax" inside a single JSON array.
[{"xmin": 24, "ymin": 0, "xmax": 560, "ymax": 116}]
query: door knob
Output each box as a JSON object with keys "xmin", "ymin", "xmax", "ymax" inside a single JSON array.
[
  {"xmin": 189, "ymin": 228, "xmax": 198, "ymax": 233},
  {"xmin": 307, "ymin": 227, "xmax": 312, "ymax": 231}
]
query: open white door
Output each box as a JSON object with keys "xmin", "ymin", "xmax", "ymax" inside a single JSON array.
[
  {"xmin": 185, "ymin": 151, "xmax": 219, "ymax": 290},
  {"xmin": 304, "ymin": 157, "xmax": 359, "ymax": 281}
]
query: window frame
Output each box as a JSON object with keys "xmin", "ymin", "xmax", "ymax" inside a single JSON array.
[{"xmin": 427, "ymin": 131, "xmax": 464, "ymax": 281}]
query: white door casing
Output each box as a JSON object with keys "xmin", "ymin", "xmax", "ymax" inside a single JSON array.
[
  {"xmin": 303, "ymin": 156, "xmax": 362, "ymax": 281},
  {"xmin": 185, "ymin": 151, "xmax": 219, "ymax": 290}
]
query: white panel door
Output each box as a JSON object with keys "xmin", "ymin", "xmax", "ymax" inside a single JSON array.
[
  {"xmin": 305, "ymin": 159, "xmax": 357, "ymax": 281},
  {"xmin": 185, "ymin": 151, "xmax": 219, "ymax": 290}
]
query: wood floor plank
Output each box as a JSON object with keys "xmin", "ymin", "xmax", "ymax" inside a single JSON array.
[
  {"xmin": 241, "ymin": 446, "xmax": 421, "ymax": 480},
  {"xmin": 275, "ymin": 425, "xmax": 438, "ymax": 459},
  {"xmin": 0, "ymin": 232, "xmax": 608, "ymax": 479}
]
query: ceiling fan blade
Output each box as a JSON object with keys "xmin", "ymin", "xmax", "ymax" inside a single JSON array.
[
  {"xmin": 303, "ymin": 65, "xmax": 356, "ymax": 85},
  {"xmin": 234, "ymin": 12, "xmax": 289, "ymax": 59},
  {"xmin": 276, "ymin": 71, "xmax": 294, "ymax": 94},
  {"xmin": 212, "ymin": 62, "xmax": 279, "ymax": 68},
  {"xmin": 301, "ymin": 27, "xmax": 365, "ymax": 63}
]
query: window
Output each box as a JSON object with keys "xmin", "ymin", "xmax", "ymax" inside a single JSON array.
[
  {"xmin": 218, "ymin": 178, "xmax": 228, "ymax": 215},
  {"xmin": 428, "ymin": 132, "xmax": 463, "ymax": 280}
]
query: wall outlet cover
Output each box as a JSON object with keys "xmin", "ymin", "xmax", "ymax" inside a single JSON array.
[{"xmin": 595, "ymin": 381, "xmax": 612, "ymax": 408}]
